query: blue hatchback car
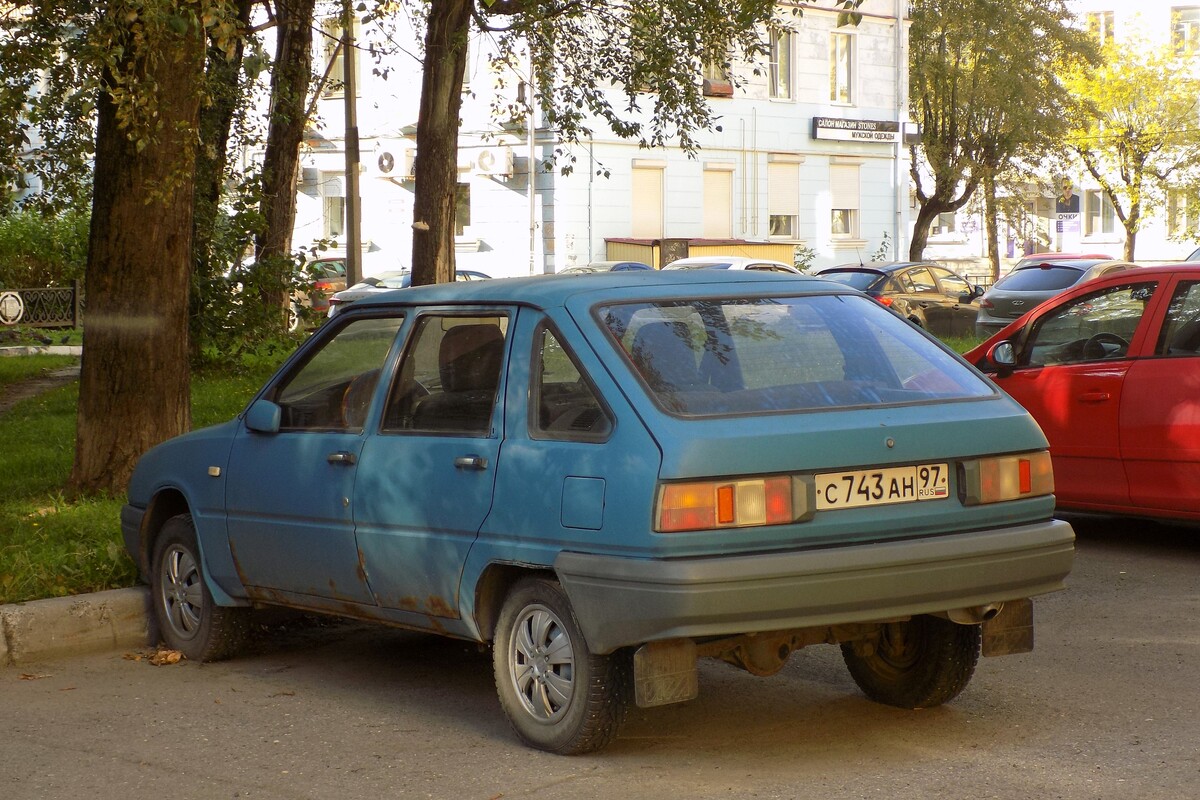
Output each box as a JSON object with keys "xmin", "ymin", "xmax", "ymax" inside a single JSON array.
[{"xmin": 122, "ymin": 271, "xmax": 1074, "ymax": 754}]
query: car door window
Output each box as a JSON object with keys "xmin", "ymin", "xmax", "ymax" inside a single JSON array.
[
  {"xmin": 532, "ymin": 325, "xmax": 612, "ymax": 441},
  {"xmin": 1022, "ymin": 282, "xmax": 1158, "ymax": 366},
  {"xmin": 905, "ymin": 268, "xmax": 939, "ymax": 294},
  {"xmin": 272, "ymin": 317, "xmax": 403, "ymax": 431},
  {"xmin": 933, "ymin": 269, "xmax": 970, "ymax": 298},
  {"xmin": 1156, "ymin": 281, "xmax": 1200, "ymax": 356},
  {"xmin": 382, "ymin": 314, "xmax": 508, "ymax": 434}
]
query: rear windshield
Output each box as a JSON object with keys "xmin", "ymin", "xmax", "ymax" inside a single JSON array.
[
  {"xmin": 599, "ymin": 294, "xmax": 993, "ymax": 416},
  {"xmin": 997, "ymin": 265, "xmax": 1092, "ymax": 291},
  {"xmin": 815, "ymin": 270, "xmax": 882, "ymax": 291}
]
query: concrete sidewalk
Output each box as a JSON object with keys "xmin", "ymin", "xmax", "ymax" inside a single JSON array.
[{"xmin": 0, "ymin": 587, "xmax": 152, "ymax": 667}]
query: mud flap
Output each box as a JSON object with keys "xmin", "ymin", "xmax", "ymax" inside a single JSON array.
[
  {"xmin": 982, "ymin": 598, "xmax": 1034, "ymax": 656},
  {"xmin": 633, "ymin": 639, "xmax": 699, "ymax": 708}
]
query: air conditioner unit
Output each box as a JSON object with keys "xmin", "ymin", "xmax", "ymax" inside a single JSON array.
[
  {"xmin": 371, "ymin": 139, "xmax": 413, "ymax": 178},
  {"xmin": 474, "ymin": 145, "xmax": 514, "ymax": 178}
]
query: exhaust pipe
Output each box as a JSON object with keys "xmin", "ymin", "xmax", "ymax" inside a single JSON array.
[{"xmin": 946, "ymin": 603, "xmax": 1004, "ymax": 625}]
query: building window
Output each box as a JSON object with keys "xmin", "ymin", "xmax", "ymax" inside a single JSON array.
[
  {"xmin": 322, "ymin": 172, "xmax": 345, "ymax": 238},
  {"xmin": 455, "ymin": 182, "xmax": 471, "ymax": 237},
  {"xmin": 632, "ymin": 165, "xmax": 664, "ymax": 239},
  {"xmin": 930, "ymin": 212, "xmax": 957, "ymax": 235},
  {"xmin": 1168, "ymin": 190, "xmax": 1199, "ymax": 238},
  {"xmin": 1173, "ymin": 7, "xmax": 1200, "ymax": 54},
  {"xmin": 768, "ymin": 161, "xmax": 799, "ymax": 238},
  {"xmin": 769, "ymin": 28, "xmax": 793, "ymax": 99},
  {"xmin": 320, "ymin": 18, "xmax": 346, "ymax": 97},
  {"xmin": 703, "ymin": 168, "xmax": 733, "ymax": 239},
  {"xmin": 1085, "ymin": 190, "xmax": 1117, "ymax": 235},
  {"xmin": 830, "ymin": 32, "xmax": 854, "ymax": 104},
  {"xmin": 1086, "ymin": 11, "xmax": 1115, "ymax": 45},
  {"xmin": 830, "ymin": 164, "xmax": 860, "ymax": 238},
  {"xmin": 702, "ymin": 50, "xmax": 733, "ymax": 97}
]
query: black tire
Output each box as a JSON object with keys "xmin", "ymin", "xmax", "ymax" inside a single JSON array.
[
  {"xmin": 841, "ymin": 615, "xmax": 980, "ymax": 709},
  {"xmin": 492, "ymin": 577, "xmax": 629, "ymax": 754},
  {"xmin": 150, "ymin": 514, "xmax": 249, "ymax": 662}
]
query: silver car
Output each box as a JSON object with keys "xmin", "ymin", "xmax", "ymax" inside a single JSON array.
[{"xmin": 974, "ymin": 258, "xmax": 1137, "ymax": 338}]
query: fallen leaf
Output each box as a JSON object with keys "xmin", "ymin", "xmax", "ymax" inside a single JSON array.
[
  {"xmin": 19, "ymin": 673, "xmax": 51, "ymax": 680},
  {"xmin": 149, "ymin": 649, "xmax": 184, "ymax": 666}
]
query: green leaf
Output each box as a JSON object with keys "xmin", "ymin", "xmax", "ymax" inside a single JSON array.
[{"xmin": 167, "ymin": 15, "xmax": 188, "ymax": 35}]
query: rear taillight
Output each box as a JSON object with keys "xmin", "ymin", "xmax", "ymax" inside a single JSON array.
[
  {"xmin": 313, "ymin": 280, "xmax": 335, "ymax": 292},
  {"xmin": 657, "ymin": 476, "xmax": 801, "ymax": 532},
  {"xmin": 960, "ymin": 451, "xmax": 1054, "ymax": 505},
  {"xmin": 877, "ymin": 296, "xmax": 895, "ymax": 307},
  {"xmin": 979, "ymin": 298, "xmax": 994, "ymax": 310}
]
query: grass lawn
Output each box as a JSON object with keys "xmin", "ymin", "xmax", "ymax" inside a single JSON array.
[{"xmin": 0, "ymin": 354, "xmax": 284, "ymax": 605}]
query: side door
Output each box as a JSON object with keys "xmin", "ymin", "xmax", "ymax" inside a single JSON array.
[
  {"xmin": 898, "ymin": 266, "xmax": 954, "ymax": 336},
  {"xmin": 226, "ymin": 315, "xmax": 405, "ymax": 605},
  {"xmin": 992, "ymin": 280, "xmax": 1159, "ymax": 510},
  {"xmin": 931, "ymin": 268, "xmax": 978, "ymax": 337},
  {"xmin": 1121, "ymin": 278, "xmax": 1200, "ymax": 517},
  {"xmin": 352, "ymin": 310, "xmax": 511, "ymax": 618}
]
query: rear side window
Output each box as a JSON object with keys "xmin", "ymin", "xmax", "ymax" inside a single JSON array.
[
  {"xmin": 1156, "ymin": 281, "xmax": 1200, "ymax": 356},
  {"xmin": 599, "ymin": 294, "xmax": 992, "ymax": 416},
  {"xmin": 816, "ymin": 270, "xmax": 881, "ymax": 291},
  {"xmin": 997, "ymin": 266, "xmax": 1087, "ymax": 291}
]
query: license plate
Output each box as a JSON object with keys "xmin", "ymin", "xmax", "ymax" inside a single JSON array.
[{"xmin": 815, "ymin": 463, "xmax": 950, "ymax": 510}]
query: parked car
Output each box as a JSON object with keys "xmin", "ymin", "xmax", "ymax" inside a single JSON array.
[
  {"xmin": 967, "ymin": 264, "xmax": 1200, "ymax": 523},
  {"xmin": 560, "ymin": 260, "xmax": 653, "ymax": 273},
  {"xmin": 814, "ymin": 261, "xmax": 983, "ymax": 337},
  {"xmin": 123, "ymin": 271, "xmax": 1073, "ymax": 754},
  {"xmin": 326, "ymin": 269, "xmax": 491, "ymax": 317},
  {"xmin": 290, "ymin": 257, "xmax": 349, "ymax": 329},
  {"xmin": 1012, "ymin": 252, "xmax": 1114, "ymax": 270},
  {"xmin": 1182, "ymin": 246, "xmax": 1200, "ymax": 262},
  {"xmin": 663, "ymin": 255, "xmax": 802, "ymax": 273},
  {"xmin": 975, "ymin": 258, "xmax": 1136, "ymax": 338}
]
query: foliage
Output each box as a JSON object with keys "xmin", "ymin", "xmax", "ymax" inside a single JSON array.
[
  {"xmin": 0, "ymin": 207, "xmax": 89, "ymax": 288},
  {"xmin": 869, "ymin": 232, "xmax": 891, "ymax": 262},
  {"xmin": 907, "ymin": 0, "xmax": 1098, "ymax": 260},
  {"xmin": 793, "ymin": 243, "xmax": 818, "ymax": 272},
  {"xmin": 0, "ymin": 1, "xmax": 98, "ymax": 213},
  {"xmin": 1061, "ymin": 35, "xmax": 1200, "ymax": 259}
]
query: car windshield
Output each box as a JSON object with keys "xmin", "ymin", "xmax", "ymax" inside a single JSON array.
[
  {"xmin": 671, "ymin": 262, "xmax": 732, "ymax": 270},
  {"xmin": 599, "ymin": 294, "xmax": 992, "ymax": 416},
  {"xmin": 997, "ymin": 265, "xmax": 1094, "ymax": 291},
  {"xmin": 815, "ymin": 270, "xmax": 883, "ymax": 291}
]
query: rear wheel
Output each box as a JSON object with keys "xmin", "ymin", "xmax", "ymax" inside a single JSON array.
[
  {"xmin": 150, "ymin": 514, "xmax": 249, "ymax": 661},
  {"xmin": 841, "ymin": 615, "xmax": 980, "ymax": 709},
  {"xmin": 492, "ymin": 577, "xmax": 629, "ymax": 754}
]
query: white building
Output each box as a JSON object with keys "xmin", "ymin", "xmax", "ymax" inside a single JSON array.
[{"xmin": 284, "ymin": 1, "xmax": 914, "ymax": 278}]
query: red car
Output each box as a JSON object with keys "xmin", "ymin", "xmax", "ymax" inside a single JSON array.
[{"xmin": 966, "ymin": 264, "xmax": 1200, "ymax": 523}]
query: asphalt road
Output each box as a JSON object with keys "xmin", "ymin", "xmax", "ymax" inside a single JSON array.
[{"xmin": 4, "ymin": 517, "xmax": 1198, "ymax": 800}]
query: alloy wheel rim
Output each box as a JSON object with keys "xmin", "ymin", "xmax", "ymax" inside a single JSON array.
[
  {"xmin": 508, "ymin": 603, "xmax": 576, "ymax": 722},
  {"xmin": 160, "ymin": 544, "xmax": 203, "ymax": 640}
]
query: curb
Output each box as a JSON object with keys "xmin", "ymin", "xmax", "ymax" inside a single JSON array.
[
  {"xmin": 0, "ymin": 345, "xmax": 83, "ymax": 357},
  {"xmin": 1, "ymin": 587, "xmax": 153, "ymax": 667}
]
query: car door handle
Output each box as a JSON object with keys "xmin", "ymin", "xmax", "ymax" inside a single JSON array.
[
  {"xmin": 327, "ymin": 451, "xmax": 357, "ymax": 465},
  {"xmin": 454, "ymin": 455, "xmax": 488, "ymax": 470},
  {"xmin": 1079, "ymin": 391, "xmax": 1111, "ymax": 403}
]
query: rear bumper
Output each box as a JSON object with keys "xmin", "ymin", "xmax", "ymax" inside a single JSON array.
[{"xmin": 555, "ymin": 519, "xmax": 1075, "ymax": 654}]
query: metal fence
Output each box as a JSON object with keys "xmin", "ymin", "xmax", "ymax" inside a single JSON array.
[{"xmin": 0, "ymin": 282, "xmax": 82, "ymax": 328}]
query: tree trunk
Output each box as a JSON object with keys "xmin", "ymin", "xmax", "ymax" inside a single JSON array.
[
  {"xmin": 192, "ymin": 0, "xmax": 254, "ymax": 358},
  {"xmin": 983, "ymin": 174, "xmax": 1000, "ymax": 281},
  {"xmin": 255, "ymin": 0, "xmax": 316, "ymax": 317},
  {"xmin": 909, "ymin": 200, "xmax": 944, "ymax": 261},
  {"xmin": 70, "ymin": 13, "xmax": 207, "ymax": 495},
  {"xmin": 411, "ymin": 0, "xmax": 472, "ymax": 286}
]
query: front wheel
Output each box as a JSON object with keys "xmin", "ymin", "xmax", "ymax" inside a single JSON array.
[
  {"xmin": 492, "ymin": 577, "xmax": 629, "ymax": 754},
  {"xmin": 150, "ymin": 514, "xmax": 249, "ymax": 662},
  {"xmin": 841, "ymin": 615, "xmax": 980, "ymax": 709}
]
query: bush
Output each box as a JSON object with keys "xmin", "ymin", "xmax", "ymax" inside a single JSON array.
[{"xmin": 0, "ymin": 208, "xmax": 89, "ymax": 289}]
